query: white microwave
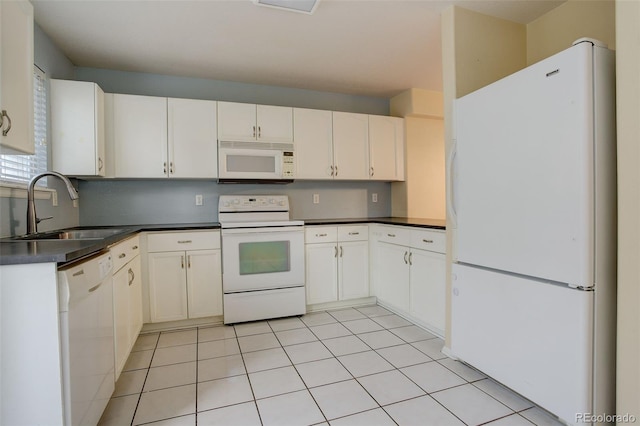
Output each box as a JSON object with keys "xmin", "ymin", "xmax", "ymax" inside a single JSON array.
[{"xmin": 218, "ymin": 141, "xmax": 295, "ymax": 183}]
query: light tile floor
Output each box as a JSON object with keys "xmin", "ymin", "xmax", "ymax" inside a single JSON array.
[{"xmin": 99, "ymin": 305, "xmax": 565, "ymax": 426}]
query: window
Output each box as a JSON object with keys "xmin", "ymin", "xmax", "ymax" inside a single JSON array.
[{"xmin": 0, "ymin": 66, "xmax": 48, "ymax": 186}]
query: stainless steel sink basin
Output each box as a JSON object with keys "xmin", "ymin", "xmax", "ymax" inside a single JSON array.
[{"xmin": 10, "ymin": 228, "xmax": 127, "ymax": 241}]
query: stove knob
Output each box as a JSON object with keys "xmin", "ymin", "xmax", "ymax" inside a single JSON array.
[
  {"xmin": 233, "ymin": 199, "xmax": 240, "ymax": 205},
  {"xmin": 278, "ymin": 200, "xmax": 285, "ymax": 206},
  {"xmin": 269, "ymin": 198, "xmax": 275, "ymax": 204},
  {"xmin": 223, "ymin": 201, "xmax": 230, "ymax": 207}
]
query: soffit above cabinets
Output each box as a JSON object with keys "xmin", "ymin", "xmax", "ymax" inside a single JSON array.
[{"xmin": 32, "ymin": 0, "xmax": 565, "ymax": 98}]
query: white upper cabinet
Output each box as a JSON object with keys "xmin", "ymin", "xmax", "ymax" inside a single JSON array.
[
  {"xmin": 112, "ymin": 94, "xmax": 168, "ymax": 178},
  {"xmin": 332, "ymin": 112, "xmax": 370, "ymax": 180},
  {"xmin": 51, "ymin": 80, "xmax": 105, "ymax": 176},
  {"xmin": 168, "ymin": 98, "xmax": 217, "ymax": 178},
  {"xmin": 0, "ymin": 0, "xmax": 34, "ymax": 154},
  {"xmin": 369, "ymin": 115, "xmax": 404, "ymax": 181},
  {"xmin": 293, "ymin": 108, "xmax": 333, "ymax": 179},
  {"xmin": 218, "ymin": 101, "xmax": 293, "ymax": 143},
  {"xmin": 110, "ymin": 94, "xmax": 217, "ymax": 178}
]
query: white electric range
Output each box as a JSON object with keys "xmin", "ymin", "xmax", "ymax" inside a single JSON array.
[{"xmin": 218, "ymin": 195, "xmax": 306, "ymax": 324}]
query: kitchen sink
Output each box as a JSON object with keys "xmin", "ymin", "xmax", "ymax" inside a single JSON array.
[{"xmin": 9, "ymin": 228, "xmax": 128, "ymax": 241}]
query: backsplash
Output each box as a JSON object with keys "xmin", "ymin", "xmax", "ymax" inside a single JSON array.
[{"xmin": 79, "ymin": 180, "xmax": 391, "ymax": 226}]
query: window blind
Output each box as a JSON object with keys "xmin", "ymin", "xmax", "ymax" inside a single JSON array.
[{"xmin": 0, "ymin": 67, "xmax": 48, "ymax": 186}]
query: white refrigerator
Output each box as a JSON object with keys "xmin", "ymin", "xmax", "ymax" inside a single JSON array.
[{"xmin": 451, "ymin": 39, "xmax": 616, "ymax": 425}]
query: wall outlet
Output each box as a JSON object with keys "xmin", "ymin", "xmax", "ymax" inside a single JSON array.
[
  {"xmin": 372, "ymin": 193, "xmax": 378, "ymax": 203},
  {"xmin": 195, "ymin": 194, "xmax": 203, "ymax": 206},
  {"xmin": 313, "ymin": 194, "xmax": 320, "ymax": 204},
  {"xmin": 52, "ymin": 191, "xmax": 58, "ymax": 207}
]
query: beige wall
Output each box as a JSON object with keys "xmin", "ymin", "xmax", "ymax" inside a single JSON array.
[
  {"xmin": 527, "ymin": 0, "xmax": 616, "ymax": 65},
  {"xmin": 615, "ymin": 0, "xmax": 640, "ymax": 420},
  {"xmin": 391, "ymin": 117, "xmax": 445, "ymax": 218},
  {"xmin": 452, "ymin": 7, "xmax": 527, "ymax": 98},
  {"xmin": 390, "ymin": 89, "xmax": 445, "ymax": 219}
]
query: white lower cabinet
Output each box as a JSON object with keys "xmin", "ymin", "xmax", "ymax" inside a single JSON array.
[
  {"xmin": 409, "ymin": 248, "xmax": 446, "ymax": 332},
  {"xmin": 305, "ymin": 225, "xmax": 369, "ymax": 305},
  {"xmin": 147, "ymin": 231, "xmax": 222, "ymax": 322},
  {"xmin": 111, "ymin": 235, "xmax": 142, "ymax": 381},
  {"xmin": 375, "ymin": 242, "xmax": 411, "ymax": 312},
  {"xmin": 370, "ymin": 225, "xmax": 446, "ymax": 336}
]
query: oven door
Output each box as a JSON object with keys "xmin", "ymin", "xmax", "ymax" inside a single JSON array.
[{"xmin": 222, "ymin": 226, "xmax": 304, "ymax": 292}]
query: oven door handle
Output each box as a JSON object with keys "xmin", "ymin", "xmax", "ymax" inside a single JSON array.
[{"xmin": 221, "ymin": 226, "xmax": 304, "ymax": 235}]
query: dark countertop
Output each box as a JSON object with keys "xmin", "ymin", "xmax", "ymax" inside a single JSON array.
[
  {"xmin": 0, "ymin": 223, "xmax": 221, "ymax": 266},
  {"xmin": 301, "ymin": 217, "xmax": 447, "ymax": 230},
  {"xmin": 1, "ymin": 218, "xmax": 444, "ymax": 266}
]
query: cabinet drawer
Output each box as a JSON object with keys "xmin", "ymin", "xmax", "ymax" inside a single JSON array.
[
  {"xmin": 375, "ymin": 225, "xmax": 412, "ymax": 246},
  {"xmin": 338, "ymin": 225, "xmax": 368, "ymax": 242},
  {"xmin": 111, "ymin": 234, "xmax": 140, "ymax": 272},
  {"xmin": 411, "ymin": 229, "xmax": 446, "ymax": 254},
  {"xmin": 147, "ymin": 231, "xmax": 220, "ymax": 252},
  {"xmin": 305, "ymin": 226, "xmax": 338, "ymax": 244}
]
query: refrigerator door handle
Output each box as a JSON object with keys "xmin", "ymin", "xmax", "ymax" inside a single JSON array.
[{"xmin": 446, "ymin": 137, "xmax": 458, "ymax": 226}]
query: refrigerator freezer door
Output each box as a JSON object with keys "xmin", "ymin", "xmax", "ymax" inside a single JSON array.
[
  {"xmin": 455, "ymin": 43, "xmax": 595, "ymax": 287},
  {"xmin": 451, "ymin": 264, "xmax": 593, "ymax": 425}
]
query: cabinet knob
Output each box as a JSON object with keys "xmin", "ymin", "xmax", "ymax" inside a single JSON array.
[
  {"xmin": 258, "ymin": 126, "xmax": 261, "ymax": 138},
  {"xmin": 334, "ymin": 166, "xmax": 338, "ymax": 176},
  {"xmin": 387, "ymin": 233, "xmax": 396, "ymax": 238},
  {"xmin": 119, "ymin": 253, "xmax": 126, "ymax": 259},
  {"xmin": 348, "ymin": 232, "xmax": 359, "ymax": 235},
  {"xmin": 423, "ymin": 239, "xmax": 434, "ymax": 244},
  {"xmin": 132, "ymin": 245, "xmax": 139, "ymax": 250},
  {"xmin": 169, "ymin": 162, "xmax": 174, "ymax": 174},
  {"xmin": 128, "ymin": 268, "xmax": 135, "ymax": 286},
  {"xmin": 370, "ymin": 167, "xmax": 374, "ymax": 177},
  {"xmin": 177, "ymin": 240, "xmax": 192, "ymax": 244},
  {"xmin": 253, "ymin": 125, "xmax": 256, "ymax": 138},
  {"xmin": 334, "ymin": 246, "xmax": 338, "ymax": 258},
  {"xmin": 98, "ymin": 157, "xmax": 103, "ymax": 171},
  {"xmin": 163, "ymin": 162, "xmax": 167, "ymax": 174},
  {"xmin": 316, "ymin": 233, "xmax": 327, "ymax": 237},
  {"xmin": 403, "ymin": 251, "xmax": 408, "ymax": 264}
]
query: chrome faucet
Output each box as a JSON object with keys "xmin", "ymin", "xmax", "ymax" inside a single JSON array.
[{"xmin": 27, "ymin": 171, "xmax": 79, "ymax": 235}]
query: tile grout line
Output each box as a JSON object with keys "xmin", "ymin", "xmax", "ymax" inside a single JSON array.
[
  {"xmin": 234, "ymin": 322, "xmax": 265, "ymax": 425},
  {"xmin": 129, "ymin": 332, "xmax": 160, "ymax": 426},
  {"xmin": 269, "ymin": 316, "xmax": 330, "ymax": 425}
]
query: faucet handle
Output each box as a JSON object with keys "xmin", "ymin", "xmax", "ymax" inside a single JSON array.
[{"xmin": 36, "ymin": 216, "xmax": 53, "ymax": 224}]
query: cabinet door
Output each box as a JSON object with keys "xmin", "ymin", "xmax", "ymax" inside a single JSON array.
[
  {"xmin": 112, "ymin": 265, "xmax": 130, "ymax": 380},
  {"xmin": 168, "ymin": 98, "xmax": 217, "ymax": 178},
  {"xmin": 217, "ymin": 101, "xmax": 256, "ymax": 141},
  {"xmin": 410, "ymin": 249, "xmax": 446, "ymax": 334},
  {"xmin": 294, "ymin": 108, "xmax": 334, "ymax": 179},
  {"xmin": 0, "ymin": 0, "xmax": 34, "ymax": 154},
  {"xmin": 332, "ymin": 112, "xmax": 369, "ymax": 180},
  {"xmin": 148, "ymin": 251, "xmax": 188, "ymax": 322},
  {"xmin": 339, "ymin": 241, "xmax": 369, "ymax": 300},
  {"xmin": 113, "ymin": 94, "xmax": 168, "ymax": 178},
  {"xmin": 369, "ymin": 115, "xmax": 404, "ymax": 181},
  {"xmin": 51, "ymin": 80, "xmax": 105, "ymax": 176},
  {"xmin": 305, "ymin": 243, "xmax": 338, "ymax": 304},
  {"xmin": 186, "ymin": 249, "xmax": 223, "ymax": 318},
  {"xmin": 375, "ymin": 242, "xmax": 410, "ymax": 312},
  {"xmin": 127, "ymin": 255, "xmax": 143, "ymax": 346},
  {"xmin": 257, "ymin": 104, "xmax": 293, "ymax": 142}
]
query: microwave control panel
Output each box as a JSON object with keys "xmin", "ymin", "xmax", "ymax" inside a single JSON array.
[{"xmin": 282, "ymin": 151, "xmax": 294, "ymax": 177}]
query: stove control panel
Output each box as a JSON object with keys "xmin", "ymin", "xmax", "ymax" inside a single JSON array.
[{"xmin": 219, "ymin": 195, "xmax": 289, "ymax": 212}]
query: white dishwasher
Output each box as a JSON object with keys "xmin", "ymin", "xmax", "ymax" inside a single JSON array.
[{"xmin": 58, "ymin": 251, "xmax": 114, "ymax": 426}]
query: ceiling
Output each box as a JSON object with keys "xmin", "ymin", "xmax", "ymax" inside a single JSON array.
[{"xmin": 32, "ymin": 0, "xmax": 565, "ymax": 99}]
